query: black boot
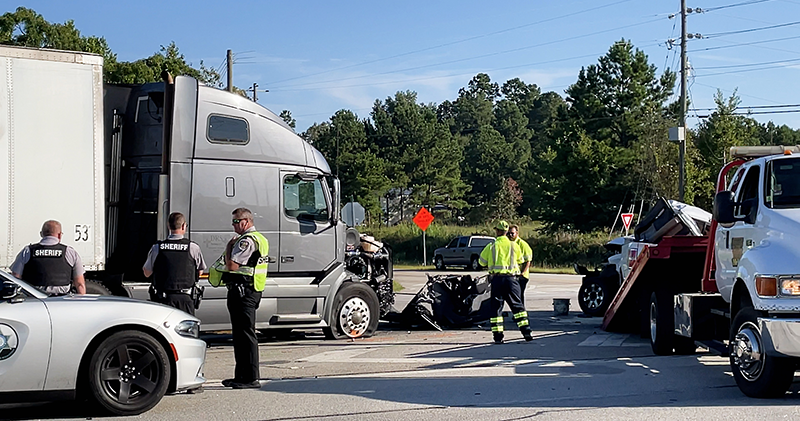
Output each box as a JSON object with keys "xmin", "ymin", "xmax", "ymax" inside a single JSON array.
[{"xmin": 493, "ymin": 333, "xmax": 504, "ymax": 344}]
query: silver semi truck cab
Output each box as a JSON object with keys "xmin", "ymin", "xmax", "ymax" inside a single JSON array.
[{"xmin": 102, "ymin": 76, "xmax": 392, "ymax": 337}]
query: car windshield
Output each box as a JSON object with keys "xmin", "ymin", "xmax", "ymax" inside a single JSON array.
[{"xmin": 767, "ymin": 158, "xmax": 800, "ymax": 209}]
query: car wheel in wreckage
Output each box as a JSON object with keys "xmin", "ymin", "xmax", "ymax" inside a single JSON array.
[{"xmin": 324, "ymin": 282, "xmax": 380, "ymax": 340}]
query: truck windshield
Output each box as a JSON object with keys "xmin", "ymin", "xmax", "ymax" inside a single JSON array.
[{"xmin": 767, "ymin": 158, "xmax": 800, "ymax": 209}]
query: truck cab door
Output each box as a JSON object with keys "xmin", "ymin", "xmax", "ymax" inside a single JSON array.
[
  {"xmin": 456, "ymin": 236, "xmax": 469, "ymax": 265},
  {"xmin": 716, "ymin": 165, "xmax": 760, "ymax": 299},
  {"xmin": 0, "ymin": 279, "xmax": 52, "ymax": 393},
  {"xmin": 278, "ymin": 172, "xmax": 337, "ymax": 273}
]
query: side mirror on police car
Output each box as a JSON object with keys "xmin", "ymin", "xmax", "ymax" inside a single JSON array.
[
  {"xmin": 713, "ymin": 191, "xmax": 737, "ymax": 224},
  {"xmin": 1, "ymin": 281, "xmax": 21, "ymax": 300}
]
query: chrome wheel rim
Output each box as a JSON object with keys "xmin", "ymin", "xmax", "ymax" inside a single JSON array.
[
  {"xmin": 732, "ymin": 322, "xmax": 764, "ymax": 381},
  {"xmin": 100, "ymin": 342, "xmax": 161, "ymax": 404},
  {"xmin": 582, "ymin": 283, "xmax": 604, "ymax": 309},
  {"xmin": 339, "ymin": 297, "xmax": 370, "ymax": 338}
]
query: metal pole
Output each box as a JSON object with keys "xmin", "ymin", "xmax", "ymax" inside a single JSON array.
[
  {"xmin": 423, "ymin": 230, "xmax": 427, "ymax": 266},
  {"xmin": 679, "ymin": 0, "xmax": 688, "ymax": 202},
  {"xmin": 252, "ymin": 82, "xmax": 258, "ymax": 102},
  {"xmin": 227, "ymin": 49, "xmax": 233, "ymax": 92}
]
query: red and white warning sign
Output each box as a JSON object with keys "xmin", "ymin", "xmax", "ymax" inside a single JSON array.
[{"xmin": 621, "ymin": 213, "xmax": 634, "ymax": 231}]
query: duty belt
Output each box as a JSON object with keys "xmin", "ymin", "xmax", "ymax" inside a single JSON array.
[{"xmin": 165, "ymin": 288, "xmax": 193, "ymax": 294}]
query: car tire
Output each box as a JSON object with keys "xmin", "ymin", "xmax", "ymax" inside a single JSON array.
[
  {"xmin": 88, "ymin": 330, "xmax": 170, "ymax": 416},
  {"xmin": 434, "ymin": 256, "xmax": 445, "ymax": 270},
  {"xmin": 323, "ymin": 282, "xmax": 379, "ymax": 340},
  {"xmin": 470, "ymin": 256, "xmax": 481, "ymax": 271},
  {"xmin": 730, "ymin": 307, "xmax": 795, "ymax": 398},
  {"xmin": 578, "ymin": 279, "xmax": 611, "ymax": 317},
  {"xmin": 649, "ymin": 289, "xmax": 675, "ymax": 355},
  {"xmin": 85, "ymin": 280, "xmax": 112, "ymax": 295}
]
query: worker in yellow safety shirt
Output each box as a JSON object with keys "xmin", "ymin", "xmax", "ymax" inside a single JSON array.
[
  {"xmin": 507, "ymin": 224, "xmax": 533, "ymax": 305},
  {"xmin": 479, "ymin": 220, "xmax": 533, "ymax": 344}
]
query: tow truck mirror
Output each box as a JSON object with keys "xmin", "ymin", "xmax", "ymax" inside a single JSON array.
[
  {"xmin": 1, "ymin": 281, "xmax": 21, "ymax": 300},
  {"xmin": 741, "ymin": 198, "xmax": 758, "ymax": 225},
  {"xmin": 713, "ymin": 191, "xmax": 737, "ymax": 224}
]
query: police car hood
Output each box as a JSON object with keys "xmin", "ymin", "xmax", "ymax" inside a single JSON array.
[{"xmin": 43, "ymin": 294, "xmax": 199, "ymax": 326}]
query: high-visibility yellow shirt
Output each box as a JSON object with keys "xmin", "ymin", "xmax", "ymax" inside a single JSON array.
[
  {"xmin": 514, "ymin": 237, "xmax": 533, "ymax": 279},
  {"xmin": 479, "ymin": 236, "xmax": 523, "ymax": 275}
]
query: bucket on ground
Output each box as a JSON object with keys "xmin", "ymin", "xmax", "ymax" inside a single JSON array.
[{"xmin": 553, "ymin": 298, "xmax": 570, "ymax": 316}]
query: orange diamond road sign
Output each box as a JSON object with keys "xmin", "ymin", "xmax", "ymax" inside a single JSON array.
[
  {"xmin": 413, "ymin": 207, "xmax": 434, "ymax": 231},
  {"xmin": 621, "ymin": 213, "xmax": 634, "ymax": 231}
]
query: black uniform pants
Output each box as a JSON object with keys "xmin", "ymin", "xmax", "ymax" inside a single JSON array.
[
  {"xmin": 489, "ymin": 274, "xmax": 530, "ymax": 337},
  {"xmin": 518, "ymin": 275, "xmax": 529, "ymax": 305},
  {"xmin": 159, "ymin": 293, "xmax": 195, "ymax": 316},
  {"xmin": 227, "ymin": 284, "xmax": 262, "ymax": 383}
]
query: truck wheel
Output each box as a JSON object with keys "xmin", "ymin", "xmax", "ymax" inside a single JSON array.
[
  {"xmin": 730, "ymin": 307, "xmax": 795, "ymax": 398},
  {"xmin": 85, "ymin": 280, "xmax": 112, "ymax": 295},
  {"xmin": 578, "ymin": 279, "xmax": 610, "ymax": 317},
  {"xmin": 649, "ymin": 290, "xmax": 675, "ymax": 355},
  {"xmin": 470, "ymin": 256, "xmax": 481, "ymax": 271},
  {"xmin": 434, "ymin": 256, "xmax": 445, "ymax": 270},
  {"xmin": 87, "ymin": 330, "xmax": 170, "ymax": 415},
  {"xmin": 323, "ymin": 283, "xmax": 379, "ymax": 340}
]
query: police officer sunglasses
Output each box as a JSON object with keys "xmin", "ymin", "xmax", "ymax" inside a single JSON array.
[{"xmin": 232, "ymin": 219, "xmax": 243, "ymax": 224}]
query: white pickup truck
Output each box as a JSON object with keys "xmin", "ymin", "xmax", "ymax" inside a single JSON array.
[{"xmin": 601, "ymin": 145, "xmax": 800, "ymax": 398}]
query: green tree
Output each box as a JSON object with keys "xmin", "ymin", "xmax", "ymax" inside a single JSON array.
[
  {"xmin": 307, "ymin": 110, "xmax": 390, "ymax": 218},
  {"xmin": 280, "ymin": 110, "xmax": 296, "ymax": 129}
]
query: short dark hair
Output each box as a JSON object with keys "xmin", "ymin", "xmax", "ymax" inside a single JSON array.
[
  {"xmin": 232, "ymin": 207, "xmax": 253, "ymax": 220},
  {"xmin": 168, "ymin": 212, "xmax": 186, "ymax": 230}
]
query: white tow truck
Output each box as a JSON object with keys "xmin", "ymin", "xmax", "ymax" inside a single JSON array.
[{"xmin": 602, "ymin": 145, "xmax": 800, "ymax": 398}]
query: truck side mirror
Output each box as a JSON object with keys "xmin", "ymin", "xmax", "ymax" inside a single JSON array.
[
  {"xmin": 741, "ymin": 198, "xmax": 758, "ymax": 225},
  {"xmin": 713, "ymin": 191, "xmax": 737, "ymax": 224}
]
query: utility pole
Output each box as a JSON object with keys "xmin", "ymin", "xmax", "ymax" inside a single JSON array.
[
  {"xmin": 227, "ymin": 49, "xmax": 233, "ymax": 92},
  {"xmin": 679, "ymin": 0, "xmax": 688, "ymax": 201},
  {"xmin": 251, "ymin": 83, "xmax": 258, "ymax": 102}
]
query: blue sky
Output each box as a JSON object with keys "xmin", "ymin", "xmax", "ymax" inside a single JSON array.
[{"xmin": 14, "ymin": 0, "xmax": 800, "ymax": 132}]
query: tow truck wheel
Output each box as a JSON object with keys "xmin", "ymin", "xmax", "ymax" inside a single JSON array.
[
  {"xmin": 578, "ymin": 280, "xmax": 610, "ymax": 317},
  {"xmin": 649, "ymin": 290, "xmax": 675, "ymax": 355},
  {"xmin": 324, "ymin": 282, "xmax": 379, "ymax": 340},
  {"xmin": 434, "ymin": 256, "xmax": 445, "ymax": 270},
  {"xmin": 730, "ymin": 307, "xmax": 795, "ymax": 398}
]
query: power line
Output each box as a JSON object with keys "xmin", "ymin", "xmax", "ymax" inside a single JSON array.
[
  {"xmin": 697, "ymin": 109, "xmax": 800, "ymax": 117},
  {"xmin": 693, "ymin": 81, "xmax": 783, "ymax": 104},
  {"xmin": 703, "ymin": 19, "xmax": 800, "ymax": 38},
  {"xmin": 690, "ymin": 103, "xmax": 800, "ymax": 111},
  {"xmin": 702, "ymin": 0, "xmax": 773, "ymax": 12},
  {"xmin": 270, "ymin": 17, "xmax": 664, "ymax": 90},
  {"xmin": 265, "ymin": 0, "xmax": 637, "ymax": 86},
  {"xmin": 689, "ymin": 34, "xmax": 800, "ymax": 53},
  {"xmin": 695, "ymin": 62, "xmax": 800, "ymax": 77},
  {"xmin": 694, "ymin": 57, "xmax": 800, "ymax": 69}
]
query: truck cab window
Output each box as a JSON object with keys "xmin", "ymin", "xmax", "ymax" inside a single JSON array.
[
  {"xmin": 766, "ymin": 158, "xmax": 800, "ymax": 209},
  {"xmin": 447, "ymin": 238, "xmax": 459, "ymax": 248},
  {"xmin": 458, "ymin": 237, "xmax": 469, "ymax": 248},
  {"xmin": 283, "ymin": 176, "xmax": 329, "ymax": 222},
  {"xmin": 471, "ymin": 238, "xmax": 492, "ymax": 248},
  {"xmin": 207, "ymin": 115, "xmax": 249, "ymax": 144}
]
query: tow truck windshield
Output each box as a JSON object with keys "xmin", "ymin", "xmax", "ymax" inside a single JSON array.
[{"xmin": 767, "ymin": 157, "xmax": 800, "ymax": 209}]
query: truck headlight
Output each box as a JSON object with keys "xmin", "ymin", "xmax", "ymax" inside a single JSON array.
[
  {"xmin": 175, "ymin": 320, "xmax": 200, "ymax": 338},
  {"xmin": 780, "ymin": 278, "xmax": 800, "ymax": 296}
]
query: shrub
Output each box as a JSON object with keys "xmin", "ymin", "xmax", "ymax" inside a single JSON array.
[{"xmin": 363, "ymin": 222, "xmax": 610, "ymax": 268}]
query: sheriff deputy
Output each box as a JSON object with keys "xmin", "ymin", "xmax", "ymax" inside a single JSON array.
[
  {"xmin": 10, "ymin": 220, "xmax": 86, "ymax": 296},
  {"xmin": 143, "ymin": 212, "xmax": 206, "ymax": 315}
]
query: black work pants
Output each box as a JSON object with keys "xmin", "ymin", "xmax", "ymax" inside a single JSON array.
[
  {"xmin": 159, "ymin": 293, "xmax": 195, "ymax": 316},
  {"xmin": 518, "ymin": 276, "xmax": 529, "ymax": 306},
  {"xmin": 227, "ymin": 284, "xmax": 262, "ymax": 383},
  {"xmin": 489, "ymin": 274, "xmax": 530, "ymax": 337}
]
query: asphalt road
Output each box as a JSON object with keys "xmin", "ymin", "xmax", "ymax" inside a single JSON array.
[{"xmin": 6, "ymin": 270, "xmax": 800, "ymax": 420}]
